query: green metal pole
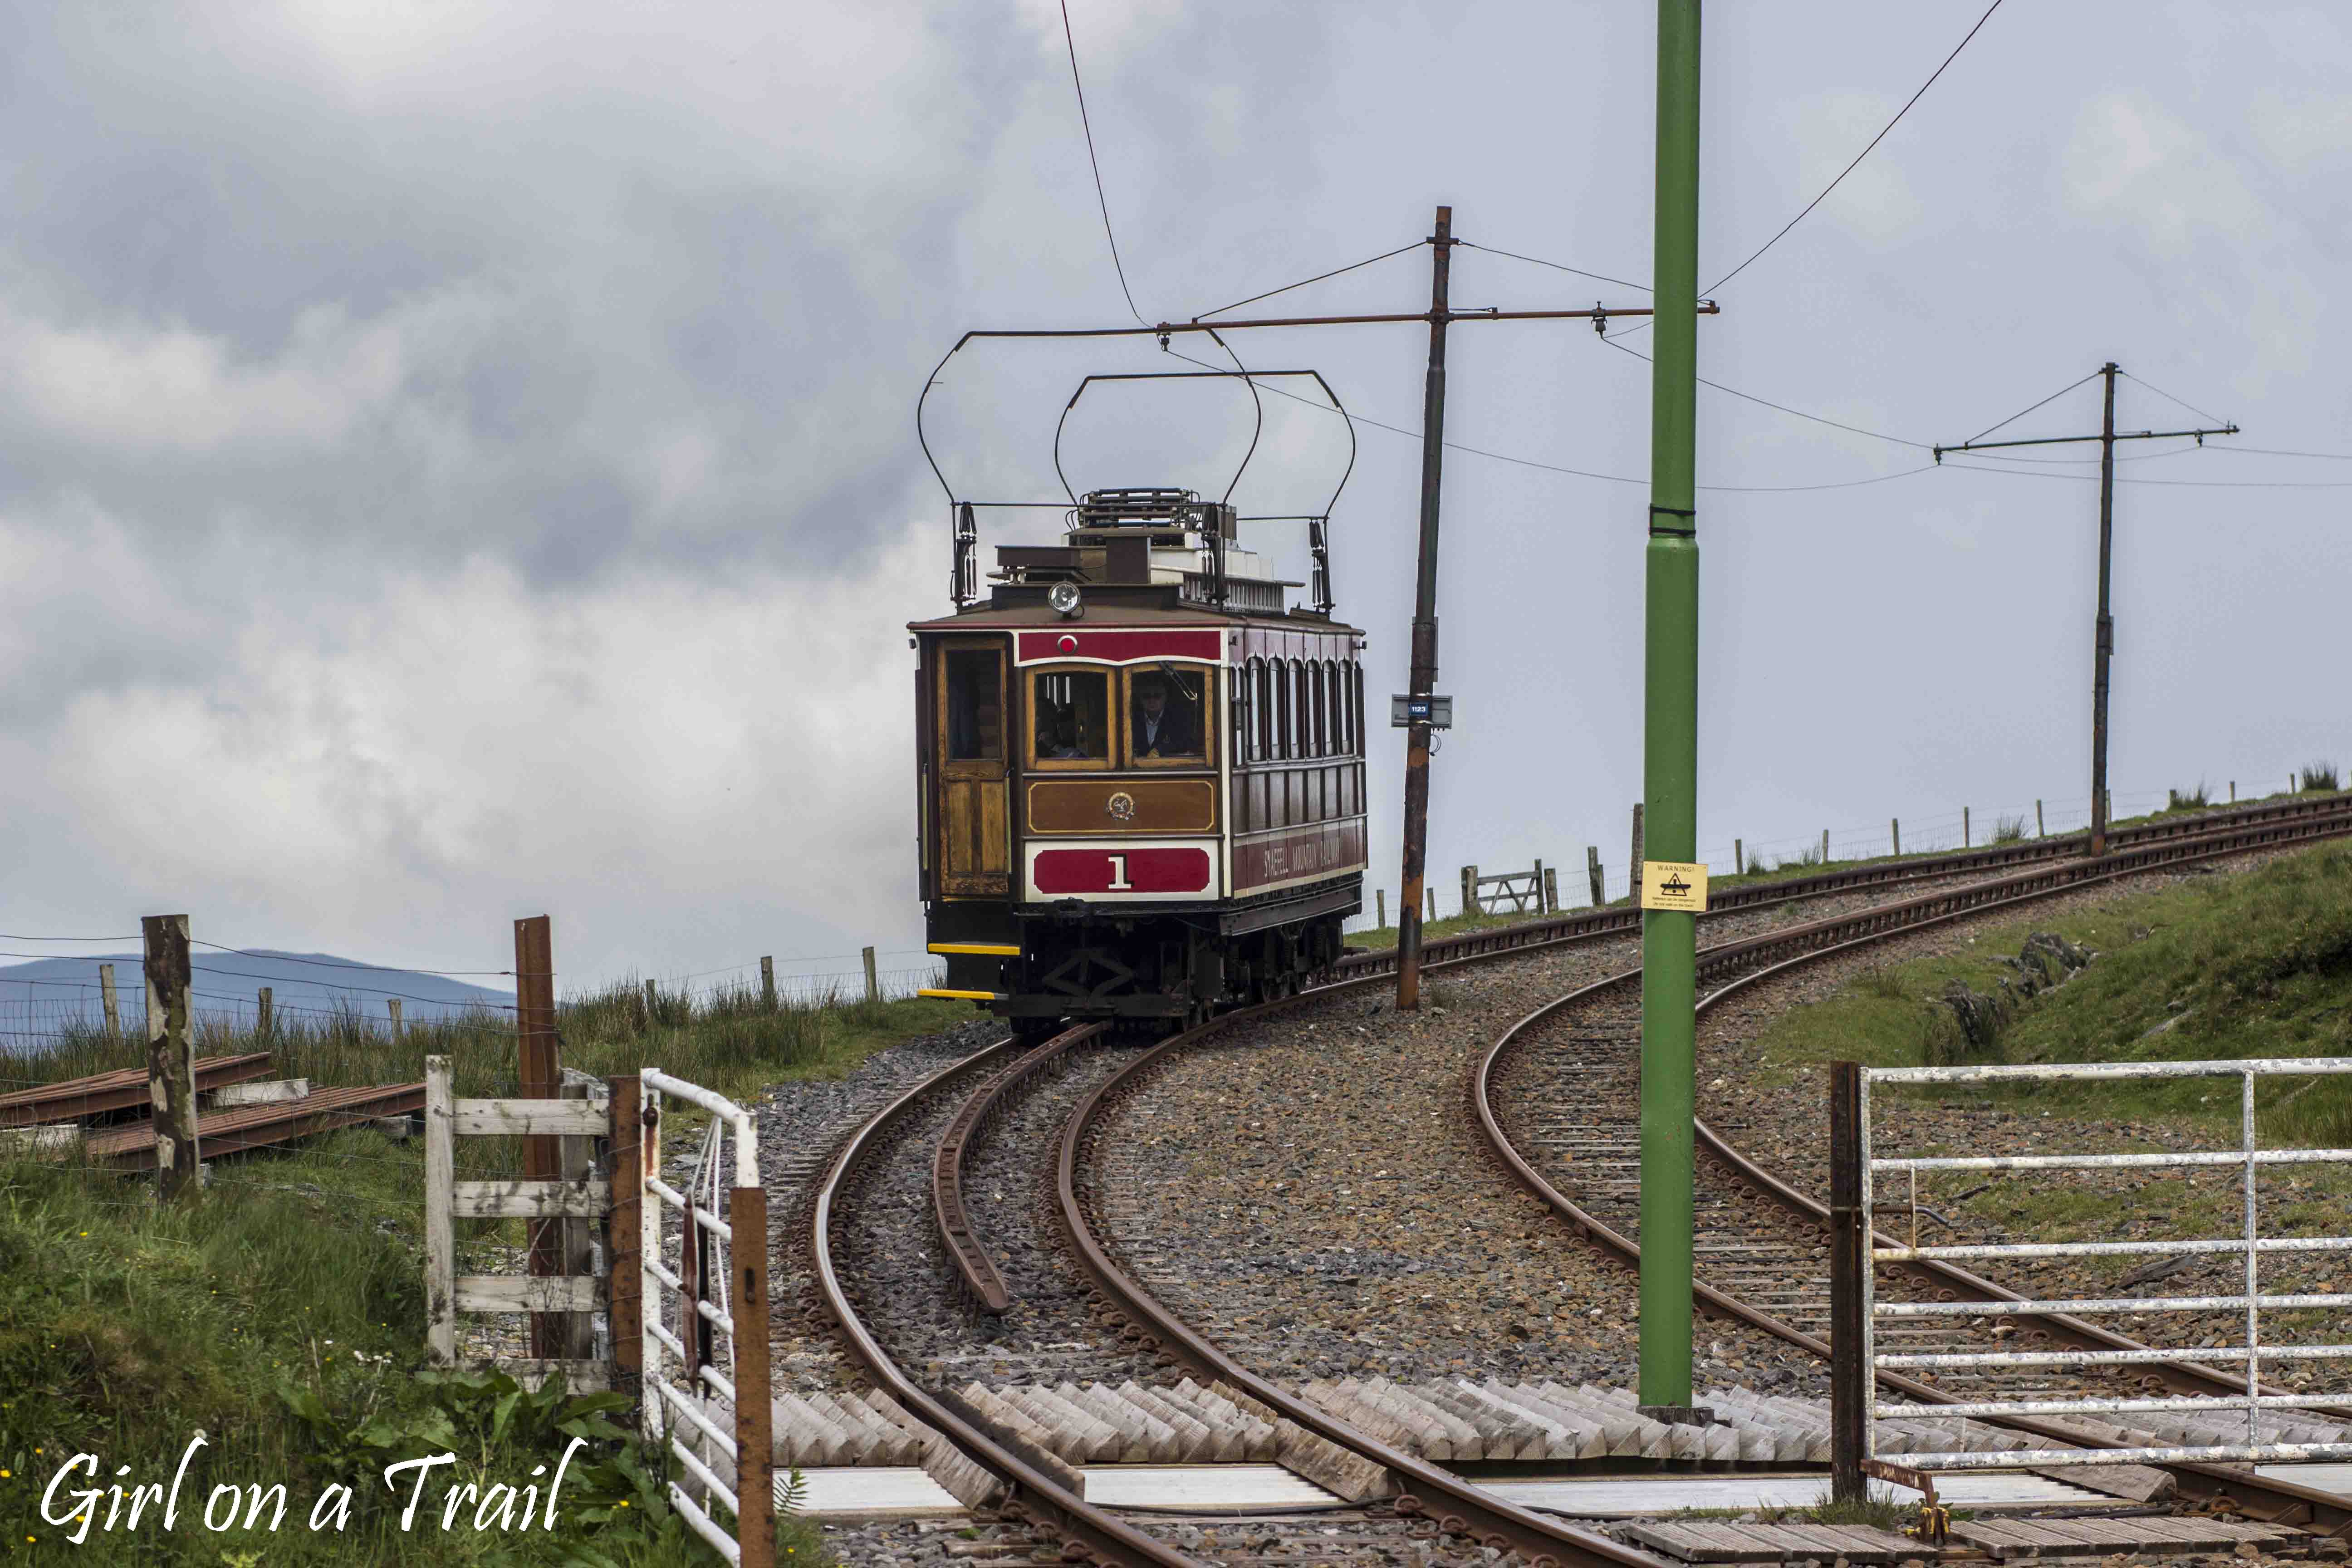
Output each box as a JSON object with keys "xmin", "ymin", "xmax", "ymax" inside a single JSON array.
[{"xmin": 1638, "ymin": 0, "xmax": 1701, "ymax": 1411}]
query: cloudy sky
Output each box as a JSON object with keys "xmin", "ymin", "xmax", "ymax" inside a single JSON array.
[{"xmin": 0, "ymin": 1, "xmax": 2345, "ymax": 997}]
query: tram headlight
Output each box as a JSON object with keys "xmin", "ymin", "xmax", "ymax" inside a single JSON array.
[{"xmin": 1048, "ymin": 581, "xmax": 1084, "ymax": 619}]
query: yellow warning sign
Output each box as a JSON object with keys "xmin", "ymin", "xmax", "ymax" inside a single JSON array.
[{"xmin": 1641, "ymin": 860, "xmax": 1710, "ymax": 913}]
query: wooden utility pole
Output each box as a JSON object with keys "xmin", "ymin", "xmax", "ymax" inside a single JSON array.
[
  {"xmin": 1395, "ymin": 204, "xmax": 1455, "ymax": 1012},
  {"xmin": 142, "ymin": 915, "xmax": 198, "ymax": 1202},
  {"xmin": 1936, "ymin": 365, "xmax": 2236, "ymax": 856},
  {"xmin": 514, "ymin": 916, "xmax": 588, "ymax": 1359}
]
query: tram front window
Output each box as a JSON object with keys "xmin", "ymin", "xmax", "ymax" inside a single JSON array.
[
  {"xmin": 1032, "ymin": 669, "xmax": 1110, "ymax": 764},
  {"xmin": 1130, "ymin": 666, "xmax": 1205, "ymax": 762}
]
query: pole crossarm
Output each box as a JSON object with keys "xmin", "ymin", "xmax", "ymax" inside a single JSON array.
[
  {"xmin": 1933, "ymin": 424, "xmax": 2238, "ymax": 460},
  {"xmin": 946, "ymin": 301, "xmax": 1718, "ymax": 348}
]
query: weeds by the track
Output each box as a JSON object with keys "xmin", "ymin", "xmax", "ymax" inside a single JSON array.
[
  {"xmin": 0, "ymin": 985, "xmax": 963, "ymax": 1564},
  {"xmin": 2305, "ymin": 760, "xmax": 2342, "ymax": 793}
]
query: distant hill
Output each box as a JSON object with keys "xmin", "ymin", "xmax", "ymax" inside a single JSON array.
[{"xmin": 0, "ymin": 950, "xmax": 514, "ymax": 1046}]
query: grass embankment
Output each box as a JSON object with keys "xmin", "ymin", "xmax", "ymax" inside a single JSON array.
[
  {"xmin": 1744, "ymin": 839, "xmax": 2352, "ymax": 1292},
  {"xmin": 0, "ymin": 981, "xmax": 970, "ymax": 1563},
  {"xmin": 1347, "ymin": 784, "xmax": 2342, "ymax": 951}
]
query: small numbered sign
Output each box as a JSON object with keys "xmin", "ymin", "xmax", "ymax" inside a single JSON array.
[{"xmin": 1641, "ymin": 860, "xmax": 1710, "ymax": 913}]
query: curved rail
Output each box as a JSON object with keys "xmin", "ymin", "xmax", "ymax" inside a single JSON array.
[
  {"xmin": 1471, "ymin": 809, "xmax": 2352, "ymax": 1529},
  {"xmin": 809, "ymin": 1036, "xmax": 1203, "ymax": 1568},
  {"xmin": 1346, "ymin": 789, "xmax": 2352, "ymax": 982},
  {"xmin": 934, "ymin": 1022, "xmax": 1105, "ymax": 1313},
  {"xmin": 1056, "ymin": 1013, "xmax": 1661, "ymax": 1568}
]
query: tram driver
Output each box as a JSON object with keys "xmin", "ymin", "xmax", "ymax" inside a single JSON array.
[{"xmin": 1130, "ymin": 671, "xmax": 1200, "ymax": 759}]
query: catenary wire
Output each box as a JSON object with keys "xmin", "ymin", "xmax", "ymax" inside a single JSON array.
[
  {"xmin": 1454, "ymin": 240, "xmax": 1651, "ymax": 294},
  {"xmin": 1192, "ymin": 241, "xmax": 1428, "ymax": 321},
  {"xmin": 1166, "ymin": 344, "xmax": 1933, "ymax": 491},
  {"xmin": 1597, "ymin": 333, "xmax": 1931, "ymax": 448},
  {"xmin": 1058, "ymin": 0, "xmax": 1147, "ymax": 327},
  {"xmin": 1706, "ymin": 0, "xmax": 2008, "ymax": 294}
]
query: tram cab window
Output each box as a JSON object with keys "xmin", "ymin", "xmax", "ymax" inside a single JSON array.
[
  {"xmin": 945, "ymin": 649, "xmax": 1002, "ymax": 761},
  {"xmin": 1128, "ymin": 664, "xmax": 1208, "ymax": 765},
  {"xmin": 1029, "ymin": 668, "xmax": 1111, "ymax": 766}
]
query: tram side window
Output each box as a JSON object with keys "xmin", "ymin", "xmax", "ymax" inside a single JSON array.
[
  {"xmin": 1031, "ymin": 669, "xmax": 1110, "ymax": 763},
  {"xmin": 1275, "ymin": 662, "xmax": 1293, "ymax": 760},
  {"xmin": 1327, "ymin": 662, "xmax": 1345, "ymax": 755},
  {"xmin": 1294, "ymin": 662, "xmax": 1314, "ymax": 758},
  {"xmin": 945, "ymin": 649, "xmax": 1002, "ymax": 760},
  {"xmin": 1232, "ymin": 667, "xmax": 1250, "ymax": 762}
]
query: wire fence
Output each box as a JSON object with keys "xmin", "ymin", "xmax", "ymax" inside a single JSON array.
[{"xmin": 1345, "ymin": 772, "xmax": 2334, "ymax": 935}]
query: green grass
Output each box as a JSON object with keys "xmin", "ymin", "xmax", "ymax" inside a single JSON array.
[
  {"xmin": 1352, "ymin": 787, "xmax": 2348, "ymax": 949},
  {"xmin": 0, "ymin": 984, "xmax": 969, "ymax": 1563},
  {"xmin": 1746, "ymin": 839, "xmax": 2352, "ymax": 1278}
]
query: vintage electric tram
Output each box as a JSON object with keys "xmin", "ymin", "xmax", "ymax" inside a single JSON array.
[{"xmin": 913, "ymin": 485, "xmax": 1368, "ymax": 1031}]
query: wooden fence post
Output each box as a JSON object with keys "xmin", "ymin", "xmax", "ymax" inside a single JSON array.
[
  {"xmin": 557, "ymin": 1073, "xmax": 599, "ymax": 1356},
  {"xmin": 607, "ymin": 1074, "xmax": 643, "ymax": 1390},
  {"xmin": 1587, "ymin": 846, "xmax": 1604, "ymax": 906},
  {"xmin": 637, "ymin": 1090, "xmax": 665, "ymax": 1446},
  {"xmin": 515, "ymin": 915, "xmax": 584, "ymax": 1360},
  {"xmin": 730, "ymin": 1186, "xmax": 777, "ymax": 1568},
  {"xmin": 1543, "ymin": 867, "xmax": 1558, "ymax": 915},
  {"xmin": 2035, "ymin": 799, "xmax": 2045, "ymax": 838},
  {"xmin": 1963, "ymin": 806, "xmax": 1971, "ymax": 848},
  {"xmin": 1829, "ymin": 1059, "xmax": 1866, "ymax": 1503},
  {"xmin": 1460, "ymin": 865, "xmax": 1476, "ymax": 917},
  {"xmin": 99, "ymin": 962, "xmax": 121, "ymax": 1038},
  {"xmin": 2230, "ymin": 780, "xmax": 2236, "ymax": 803},
  {"xmin": 424, "ymin": 1055, "xmax": 456, "ymax": 1366},
  {"xmin": 142, "ymin": 915, "xmax": 197, "ymax": 1203},
  {"xmin": 1821, "ymin": 828, "xmax": 1830, "ymax": 865},
  {"xmin": 760, "ymin": 956, "xmax": 776, "ymax": 1011},
  {"xmin": 642, "ymin": 978, "xmax": 657, "ymax": 1026},
  {"xmin": 862, "ymin": 946, "xmax": 879, "ymax": 1004},
  {"xmin": 1732, "ymin": 838, "xmax": 1742, "ymax": 877},
  {"xmin": 1425, "ymin": 886, "xmax": 1435, "ymax": 924},
  {"xmin": 1375, "ymin": 889, "xmax": 1386, "ymax": 929},
  {"xmin": 257, "ymin": 986, "xmax": 273, "ymax": 1037},
  {"xmin": 388, "ymin": 998, "xmax": 403, "ymax": 1039},
  {"xmin": 1530, "ymin": 858, "xmax": 1545, "ymax": 912},
  {"xmin": 1629, "ymin": 803, "xmax": 1645, "ymax": 894}
]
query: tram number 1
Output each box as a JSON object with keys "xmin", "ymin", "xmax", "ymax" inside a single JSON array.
[{"xmin": 1107, "ymin": 853, "xmax": 1133, "ymax": 891}]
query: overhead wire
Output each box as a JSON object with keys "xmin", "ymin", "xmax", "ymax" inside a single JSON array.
[
  {"xmin": 186, "ymin": 940, "xmax": 517, "ymax": 978},
  {"xmin": 1057, "ymin": 0, "xmax": 1147, "ymax": 326},
  {"xmin": 2119, "ymin": 369, "xmax": 2230, "ymax": 429},
  {"xmin": 1454, "ymin": 240, "xmax": 1651, "ymax": 294},
  {"xmin": 1192, "ymin": 240, "xmax": 1428, "ymax": 321},
  {"xmin": 1596, "ymin": 333, "xmax": 1931, "ymax": 449},
  {"xmin": 1963, "ymin": 370, "xmax": 2104, "ymax": 445},
  {"xmin": 1166, "ymin": 344, "xmax": 1933, "ymax": 492},
  {"xmin": 1705, "ymin": 0, "xmax": 2009, "ymax": 294}
]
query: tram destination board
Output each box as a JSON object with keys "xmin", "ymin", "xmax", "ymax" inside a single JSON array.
[{"xmin": 1390, "ymin": 693, "xmax": 1454, "ymax": 729}]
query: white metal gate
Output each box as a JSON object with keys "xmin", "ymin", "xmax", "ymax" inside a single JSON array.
[
  {"xmin": 637, "ymin": 1068, "xmax": 775, "ymax": 1566},
  {"xmin": 1859, "ymin": 1056, "xmax": 2352, "ymax": 1470}
]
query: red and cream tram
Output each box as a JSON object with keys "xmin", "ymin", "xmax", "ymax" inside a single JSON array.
[{"xmin": 914, "ymin": 487, "xmax": 1367, "ymax": 1031}]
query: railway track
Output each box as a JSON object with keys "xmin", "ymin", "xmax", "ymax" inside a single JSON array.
[
  {"xmin": 802, "ymin": 794, "xmax": 2352, "ymax": 1566},
  {"xmin": 1471, "ymin": 807, "xmax": 2352, "ymax": 1531}
]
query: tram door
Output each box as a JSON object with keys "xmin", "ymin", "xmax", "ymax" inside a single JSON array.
[{"xmin": 936, "ymin": 642, "xmax": 1009, "ymax": 896}]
